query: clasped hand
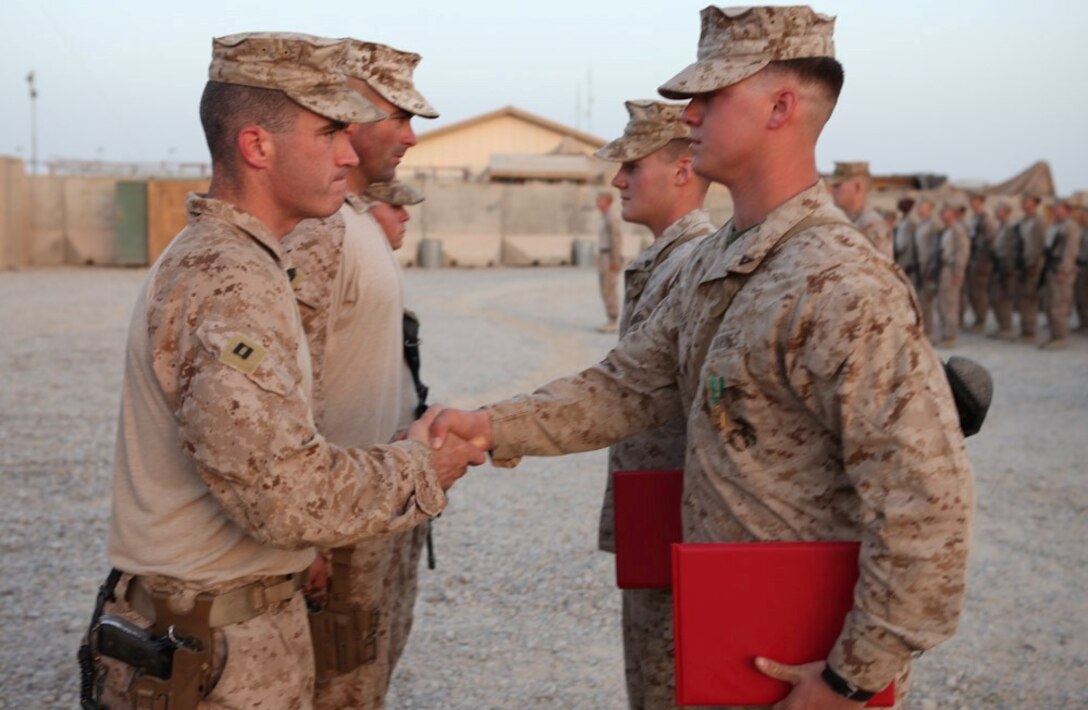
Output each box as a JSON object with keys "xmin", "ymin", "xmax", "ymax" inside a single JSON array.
[{"xmin": 406, "ymin": 406, "xmax": 491, "ymax": 490}]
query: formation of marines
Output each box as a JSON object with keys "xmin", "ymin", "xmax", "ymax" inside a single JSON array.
[
  {"xmin": 75, "ymin": 5, "xmax": 1012, "ymax": 710},
  {"xmin": 890, "ymin": 192, "xmax": 1087, "ymax": 350}
]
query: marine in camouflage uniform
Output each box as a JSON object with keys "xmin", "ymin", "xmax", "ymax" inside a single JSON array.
[
  {"xmin": 597, "ymin": 192, "xmax": 625, "ymax": 332},
  {"xmin": 431, "ymin": 7, "xmax": 973, "ymax": 709},
  {"xmin": 964, "ymin": 193, "xmax": 998, "ymax": 333},
  {"xmin": 988, "ymin": 202, "xmax": 1019, "ymax": 339},
  {"xmin": 90, "ymin": 33, "xmax": 485, "ymax": 709},
  {"xmin": 283, "ymin": 42, "xmax": 440, "ymax": 710},
  {"xmin": 1075, "ymin": 208, "xmax": 1088, "ymax": 332},
  {"xmin": 934, "ymin": 203, "xmax": 971, "ymax": 347},
  {"xmin": 593, "ymin": 99, "xmax": 715, "ymax": 710},
  {"xmin": 1013, "ymin": 195, "xmax": 1048, "ymax": 341},
  {"xmin": 912, "ymin": 200, "xmax": 943, "ymax": 338},
  {"xmin": 1039, "ymin": 200, "xmax": 1083, "ymax": 349},
  {"xmin": 828, "ymin": 161, "xmax": 894, "ymax": 259}
]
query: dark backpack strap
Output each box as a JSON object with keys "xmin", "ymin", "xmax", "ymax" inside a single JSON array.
[{"xmin": 402, "ymin": 311, "xmax": 429, "ymax": 418}]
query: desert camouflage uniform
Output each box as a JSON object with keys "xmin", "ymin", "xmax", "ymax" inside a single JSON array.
[
  {"xmin": 485, "ymin": 184, "xmax": 973, "ymax": 708},
  {"xmin": 1041, "ymin": 217, "xmax": 1083, "ymax": 343},
  {"xmin": 965, "ymin": 209, "xmax": 998, "ymax": 331},
  {"xmin": 599, "ymin": 209, "xmax": 714, "ymax": 710},
  {"xmin": 1076, "ymin": 223, "xmax": 1088, "ymax": 331},
  {"xmin": 893, "ymin": 214, "xmax": 920, "ymax": 286},
  {"xmin": 286, "ymin": 194, "xmax": 429, "ymax": 710},
  {"xmin": 936, "ymin": 218, "xmax": 971, "ymax": 344},
  {"xmin": 1014, "ymin": 213, "xmax": 1047, "ymax": 338},
  {"xmin": 853, "ymin": 205, "xmax": 894, "ymax": 260},
  {"xmin": 914, "ymin": 215, "xmax": 943, "ymax": 336},
  {"xmin": 599, "ymin": 207, "xmax": 625, "ymax": 322},
  {"xmin": 102, "ymin": 195, "xmax": 446, "ymax": 707},
  {"xmin": 283, "ymin": 39, "xmax": 440, "ymax": 709},
  {"xmin": 990, "ymin": 213, "xmax": 1019, "ymax": 336}
]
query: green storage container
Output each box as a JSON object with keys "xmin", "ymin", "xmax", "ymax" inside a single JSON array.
[{"xmin": 115, "ymin": 181, "xmax": 148, "ymax": 265}]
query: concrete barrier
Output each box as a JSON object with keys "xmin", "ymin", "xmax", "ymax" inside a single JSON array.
[{"xmin": 0, "ymin": 158, "xmax": 31, "ymax": 269}]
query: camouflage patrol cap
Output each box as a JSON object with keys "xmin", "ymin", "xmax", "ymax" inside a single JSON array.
[
  {"xmin": 594, "ymin": 100, "xmax": 690, "ymax": 163},
  {"xmin": 209, "ymin": 33, "xmax": 385, "ymax": 124},
  {"xmin": 827, "ymin": 161, "xmax": 870, "ymax": 185},
  {"xmin": 341, "ymin": 41, "xmax": 439, "ymax": 118},
  {"xmin": 364, "ymin": 179, "xmax": 425, "ymax": 206},
  {"xmin": 659, "ymin": 5, "xmax": 836, "ymax": 99}
]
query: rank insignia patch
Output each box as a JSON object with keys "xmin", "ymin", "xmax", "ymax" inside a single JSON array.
[{"xmin": 220, "ymin": 334, "xmax": 267, "ymax": 375}]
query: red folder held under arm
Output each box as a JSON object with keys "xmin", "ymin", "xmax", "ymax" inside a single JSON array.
[
  {"xmin": 671, "ymin": 541, "xmax": 895, "ymax": 707},
  {"xmin": 612, "ymin": 469, "xmax": 684, "ymax": 589}
]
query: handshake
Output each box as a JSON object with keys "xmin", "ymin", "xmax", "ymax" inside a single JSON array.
[{"xmin": 403, "ymin": 406, "xmax": 494, "ymax": 490}]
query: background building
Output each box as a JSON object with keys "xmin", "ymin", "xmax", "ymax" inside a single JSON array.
[{"xmin": 401, "ymin": 106, "xmax": 610, "ymax": 183}]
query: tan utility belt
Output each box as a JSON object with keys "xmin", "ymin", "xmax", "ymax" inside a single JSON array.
[{"xmin": 127, "ymin": 571, "xmax": 307, "ymax": 628}]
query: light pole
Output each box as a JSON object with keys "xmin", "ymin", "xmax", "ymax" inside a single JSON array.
[{"xmin": 26, "ymin": 71, "xmax": 38, "ymax": 175}]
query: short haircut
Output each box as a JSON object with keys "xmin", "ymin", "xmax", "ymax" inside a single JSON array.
[
  {"xmin": 767, "ymin": 57, "xmax": 845, "ymax": 103},
  {"xmin": 658, "ymin": 137, "xmax": 693, "ymax": 163},
  {"xmin": 199, "ymin": 81, "xmax": 299, "ymax": 169}
]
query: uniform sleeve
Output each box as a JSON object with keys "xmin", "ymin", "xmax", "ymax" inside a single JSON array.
[
  {"xmin": 787, "ymin": 263, "xmax": 974, "ymax": 691},
  {"xmin": 166, "ymin": 275, "xmax": 445, "ymax": 551},
  {"xmin": 487, "ymin": 294, "xmax": 683, "ymax": 464}
]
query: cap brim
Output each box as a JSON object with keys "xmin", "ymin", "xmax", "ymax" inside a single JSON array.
[
  {"xmin": 658, "ymin": 57, "xmax": 770, "ymax": 99},
  {"xmin": 400, "ymin": 88, "xmax": 439, "ymax": 119},
  {"xmin": 376, "ymin": 85, "xmax": 439, "ymax": 119},
  {"xmin": 287, "ymin": 85, "xmax": 387, "ymax": 124},
  {"xmin": 594, "ymin": 135, "xmax": 671, "ymax": 163}
]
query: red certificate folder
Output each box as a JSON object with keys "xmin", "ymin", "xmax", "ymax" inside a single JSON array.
[
  {"xmin": 672, "ymin": 542, "xmax": 895, "ymax": 707},
  {"xmin": 612, "ymin": 469, "xmax": 684, "ymax": 589}
]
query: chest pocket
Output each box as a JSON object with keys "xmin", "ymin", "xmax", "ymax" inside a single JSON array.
[{"xmin": 698, "ymin": 334, "xmax": 759, "ymax": 453}]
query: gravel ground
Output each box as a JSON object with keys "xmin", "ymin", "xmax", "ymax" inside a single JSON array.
[{"xmin": 1, "ymin": 266, "xmax": 1085, "ymax": 709}]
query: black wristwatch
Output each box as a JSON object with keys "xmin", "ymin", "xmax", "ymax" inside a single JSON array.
[{"xmin": 821, "ymin": 665, "xmax": 875, "ymax": 702}]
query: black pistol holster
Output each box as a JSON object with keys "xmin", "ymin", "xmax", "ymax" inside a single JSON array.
[
  {"xmin": 80, "ymin": 572, "xmax": 216, "ymax": 710},
  {"xmin": 308, "ymin": 547, "xmax": 379, "ymax": 680}
]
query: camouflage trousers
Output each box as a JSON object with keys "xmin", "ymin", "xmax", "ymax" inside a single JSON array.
[
  {"xmin": 991, "ymin": 270, "xmax": 1018, "ymax": 335},
  {"xmin": 622, "ymin": 588, "xmax": 678, "ymax": 710},
  {"xmin": 1043, "ymin": 276, "xmax": 1075, "ymax": 341},
  {"xmin": 937, "ymin": 272, "xmax": 964, "ymax": 342},
  {"xmin": 919, "ymin": 280, "xmax": 938, "ymax": 336},
  {"xmin": 966, "ymin": 258, "xmax": 992, "ymax": 330},
  {"xmin": 599, "ymin": 262, "xmax": 621, "ymax": 321},
  {"xmin": 1018, "ymin": 266, "xmax": 1043, "ymax": 337},
  {"xmin": 1075, "ymin": 265, "xmax": 1088, "ymax": 330},
  {"xmin": 97, "ymin": 573, "xmax": 315, "ymax": 709},
  {"xmin": 314, "ymin": 525, "xmax": 427, "ymax": 710}
]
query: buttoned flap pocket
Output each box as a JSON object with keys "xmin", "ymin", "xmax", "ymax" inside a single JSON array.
[
  {"xmin": 195, "ymin": 321, "xmax": 295, "ymax": 398},
  {"xmin": 699, "ymin": 339, "xmax": 761, "ymax": 453}
]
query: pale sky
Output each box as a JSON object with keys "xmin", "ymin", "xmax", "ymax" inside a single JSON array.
[{"xmin": 4, "ymin": 0, "xmax": 1087, "ymax": 191}]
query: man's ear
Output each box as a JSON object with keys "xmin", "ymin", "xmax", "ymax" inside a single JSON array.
[
  {"xmin": 766, "ymin": 89, "xmax": 797, "ymax": 130},
  {"xmin": 237, "ymin": 125, "xmax": 273, "ymax": 169},
  {"xmin": 674, "ymin": 156, "xmax": 695, "ymax": 186}
]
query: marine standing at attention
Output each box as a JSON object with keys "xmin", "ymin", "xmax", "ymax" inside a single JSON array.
[
  {"xmin": 282, "ymin": 40, "xmax": 445, "ymax": 710},
  {"xmin": 430, "ymin": 7, "xmax": 974, "ymax": 709},
  {"xmin": 594, "ymin": 98, "xmax": 715, "ymax": 710}
]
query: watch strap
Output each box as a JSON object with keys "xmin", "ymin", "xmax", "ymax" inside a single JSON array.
[{"xmin": 821, "ymin": 665, "xmax": 876, "ymax": 702}]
